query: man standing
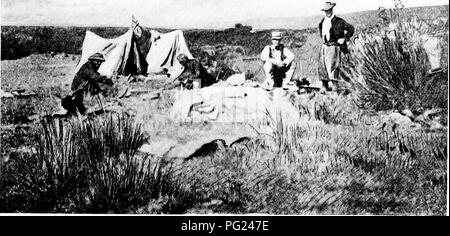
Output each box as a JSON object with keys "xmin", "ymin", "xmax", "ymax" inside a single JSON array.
[
  {"xmin": 64, "ymin": 53, "xmax": 112, "ymax": 115},
  {"xmin": 260, "ymin": 31, "xmax": 296, "ymax": 90},
  {"xmin": 318, "ymin": 2, "xmax": 354, "ymax": 93}
]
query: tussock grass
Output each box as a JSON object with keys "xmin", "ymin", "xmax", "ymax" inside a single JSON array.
[
  {"xmin": 342, "ymin": 19, "xmax": 448, "ymax": 114},
  {"xmin": 176, "ymin": 106, "xmax": 446, "ymax": 214},
  {"xmin": 0, "ymin": 114, "xmax": 196, "ymax": 213}
]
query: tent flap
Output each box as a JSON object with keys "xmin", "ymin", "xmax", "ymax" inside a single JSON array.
[
  {"xmin": 76, "ymin": 29, "xmax": 147, "ymax": 77},
  {"xmin": 146, "ymin": 30, "xmax": 194, "ymax": 78}
]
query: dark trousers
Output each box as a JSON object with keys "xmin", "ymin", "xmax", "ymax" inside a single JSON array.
[{"xmin": 62, "ymin": 91, "xmax": 87, "ymax": 115}]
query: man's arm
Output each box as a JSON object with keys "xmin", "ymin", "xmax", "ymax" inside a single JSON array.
[
  {"xmin": 282, "ymin": 48, "xmax": 295, "ymax": 65},
  {"xmin": 261, "ymin": 46, "xmax": 281, "ymax": 66},
  {"xmin": 343, "ymin": 20, "xmax": 355, "ymax": 40},
  {"xmin": 82, "ymin": 64, "xmax": 110, "ymax": 83},
  {"xmin": 260, "ymin": 46, "xmax": 271, "ymax": 62},
  {"xmin": 319, "ymin": 19, "xmax": 324, "ymax": 38}
]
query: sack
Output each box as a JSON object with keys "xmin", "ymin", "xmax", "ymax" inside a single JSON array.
[{"xmin": 226, "ymin": 73, "xmax": 246, "ymax": 86}]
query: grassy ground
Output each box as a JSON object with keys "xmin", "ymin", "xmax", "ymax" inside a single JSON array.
[
  {"xmin": 1, "ymin": 50, "xmax": 447, "ymax": 214},
  {"xmin": 1, "ymin": 15, "xmax": 448, "ymax": 214}
]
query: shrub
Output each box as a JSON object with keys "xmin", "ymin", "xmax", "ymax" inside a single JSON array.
[
  {"xmin": 1, "ymin": 98, "xmax": 36, "ymax": 125},
  {"xmin": 343, "ymin": 19, "xmax": 448, "ymax": 114},
  {"xmin": 0, "ymin": 113, "xmax": 196, "ymax": 213},
  {"xmin": 1, "ymin": 118, "xmax": 87, "ymax": 212}
]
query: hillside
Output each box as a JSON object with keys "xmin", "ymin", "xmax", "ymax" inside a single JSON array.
[{"xmin": 242, "ymin": 5, "xmax": 448, "ymax": 29}]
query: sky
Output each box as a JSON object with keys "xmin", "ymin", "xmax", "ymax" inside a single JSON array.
[{"xmin": 1, "ymin": 0, "xmax": 448, "ymax": 28}]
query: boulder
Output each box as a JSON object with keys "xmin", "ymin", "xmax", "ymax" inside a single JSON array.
[{"xmin": 381, "ymin": 112, "xmax": 422, "ymax": 130}]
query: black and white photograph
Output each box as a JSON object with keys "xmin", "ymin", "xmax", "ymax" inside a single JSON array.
[{"xmin": 0, "ymin": 0, "xmax": 448, "ymax": 217}]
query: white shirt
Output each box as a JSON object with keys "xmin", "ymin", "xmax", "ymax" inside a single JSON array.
[
  {"xmin": 322, "ymin": 14, "xmax": 335, "ymax": 43},
  {"xmin": 260, "ymin": 45, "xmax": 295, "ymax": 65}
]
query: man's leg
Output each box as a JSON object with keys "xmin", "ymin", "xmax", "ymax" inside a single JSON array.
[
  {"xmin": 324, "ymin": 45, "xmax": 341, "ymax": 92},
  {"xmin": 282, "ymin": 61, "xmax": 297, "ymax": 89},
  {"xmin": 72, "ymin": 91, "xmax": 87, "ymax": 115},
  {"xmin": 319, "ymin": 45, "xmax": 330, "ymax": 93},
  {"xmin": 262, "ymin": 61, "xmax": 275, "ymax": 90}
]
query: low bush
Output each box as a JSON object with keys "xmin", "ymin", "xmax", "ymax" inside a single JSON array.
[
  {"xmin": 343, "ymin": 19, "xmax": 448, "ymax": 114},
  {"xmin": 0, "ymin": 114, "xmax": 196, "ymax": 213}
]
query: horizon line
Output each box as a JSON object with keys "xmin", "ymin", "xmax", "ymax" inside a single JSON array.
[{"xmin": 1, "ymin": 4, "xmax": 447, "ymax": 30}]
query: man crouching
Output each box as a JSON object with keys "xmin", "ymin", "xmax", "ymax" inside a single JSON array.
[
  {"xmin": 164, "ymin": 53, "xmax": 216, "ymax": 90},
  {"xmin": 63, "ymin": 53, "xmax": 113, "ymax": 115},
  {"xmin": 260, "ymin": 31, "xmax": 296, "ymax": 90}
]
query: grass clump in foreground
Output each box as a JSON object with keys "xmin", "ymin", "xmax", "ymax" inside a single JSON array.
[
  {"xmin": 175, "ymin": 105, "xmax": 446, "ymax": 214},
  {"xmin": 0, "ymin": 93, "xmax": 446, "ymax": 214},
  {"xmin": 0, "ymin": 114, "xmax": 195, "ymax": 213},
  {"xmin": 342, "ymin": 18, "xmax": 448, "ymax": 116}
]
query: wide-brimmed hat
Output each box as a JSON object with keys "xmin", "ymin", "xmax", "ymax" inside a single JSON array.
[
  {"xmin": 88, "ymin": 53, "xmax": 105, "ymax": 62},
  {"xmin": 176, "ymin": 53, "xmax": 190, "ymax": 63},
  {"xmin": 321, "ymin": 2, "xmax": 336, "ymax": 11},
  {"xmin": 271, "ymin": 31, "xmax": 283, "ymax": 40}
]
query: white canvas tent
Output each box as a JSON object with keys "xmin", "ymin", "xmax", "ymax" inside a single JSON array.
[
  {"xmin": 146, "ymin": 30, "xmax": 194, "ymax": 78},
  {"xmin": 75, "ymin": 19, "xmax": 147, "ymax": 77}
]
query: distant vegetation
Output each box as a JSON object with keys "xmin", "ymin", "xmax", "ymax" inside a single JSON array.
[
  {"xmin": 243, "ymin": 5, "xmax": 448, "ymax": 30},
  {"xmin": 1, "ymin": 23, "xmax": 310, "ymax": 60}
]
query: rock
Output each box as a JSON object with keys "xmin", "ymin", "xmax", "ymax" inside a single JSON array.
[
  {"xmin": 388, "ymin": 112, "xmax": 413, "ymax": 124},
  {"xmin": 118, "ymin": 87, "xmax": 129, "ymax": 99},
  {"xmin": 229, "ymin": 137, "xmax": 252, "ymax": 149},
  {"xmin": 185, "ymin": 139, "xmax": 227, "ymax": 161},
  {"xmin": 382, "ymin": 112, "xmax": 422, "ymax": 130},
  {"xmin": 401, "ymin": 109, "xmax": 415, "ymax": 120},
  {"xmin": 423, "ymin": 108, "xmax": 444, "ymax": 120},
  {"xmin": 429, "ymin": 116, "xmax": 445, "ymax": 130},
  {"xmin": 0, "ymin": 89, "xmax": 14, "ymax": 98}
]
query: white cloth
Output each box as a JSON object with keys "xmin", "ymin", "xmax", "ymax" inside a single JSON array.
[
  {"xmin": 226, "ymin": 73, "xmax": 246, "ymax": 86},
  {"xmin": 170, "ymin": 86, "xmax": 300, "ymax": 126},
  {"xmin": 322, "ymin": 14, "xmax": 335, "ymax": 43}
]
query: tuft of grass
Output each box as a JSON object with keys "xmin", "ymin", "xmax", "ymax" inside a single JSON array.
[
  {"xmin": 343, "ymin": 19, "xmax": 448, "ymax": 114},
  {"xmin": 1, "ymin": 118, "xmax": 87, "ymax": 212},
  {"xmin": 0, "ymin": 113, "xmax": 198, "ymax": 213},
  {"xmin": 1, "ymin": 98, "xmax": 36, "ymax": 125}
]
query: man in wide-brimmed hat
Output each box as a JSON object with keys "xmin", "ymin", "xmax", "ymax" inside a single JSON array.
[
  {"xmin": 260, "ymin": 31, "xmax": 296, "ymax": 90},
  {"xmin": 64, "ymin": 53, "xmax": 113, "ymax": 115},
  {"xmin": 318, "ymin": 2, "xmax": 354, "ymax": 93}
]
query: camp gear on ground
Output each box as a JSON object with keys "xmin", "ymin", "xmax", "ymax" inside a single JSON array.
[
  {"xmin": 171, "ymin": 86, "xmax": 300, "ymax": 126},
  {"xmin": 177, "ymin": 59, "xmax": 216, "ymax": 88},
  {"xmin": 321, "ymin": 2, "xmax": 336, "ymax": 11},
  {"xmin": 226, "ymin": 73, "xmax": 246, "ymax": 86}
]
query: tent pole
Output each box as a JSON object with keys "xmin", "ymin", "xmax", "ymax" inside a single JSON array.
[{"xmin": 96, "ymin": 94, "xmax": 105, "ymax": 113}]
